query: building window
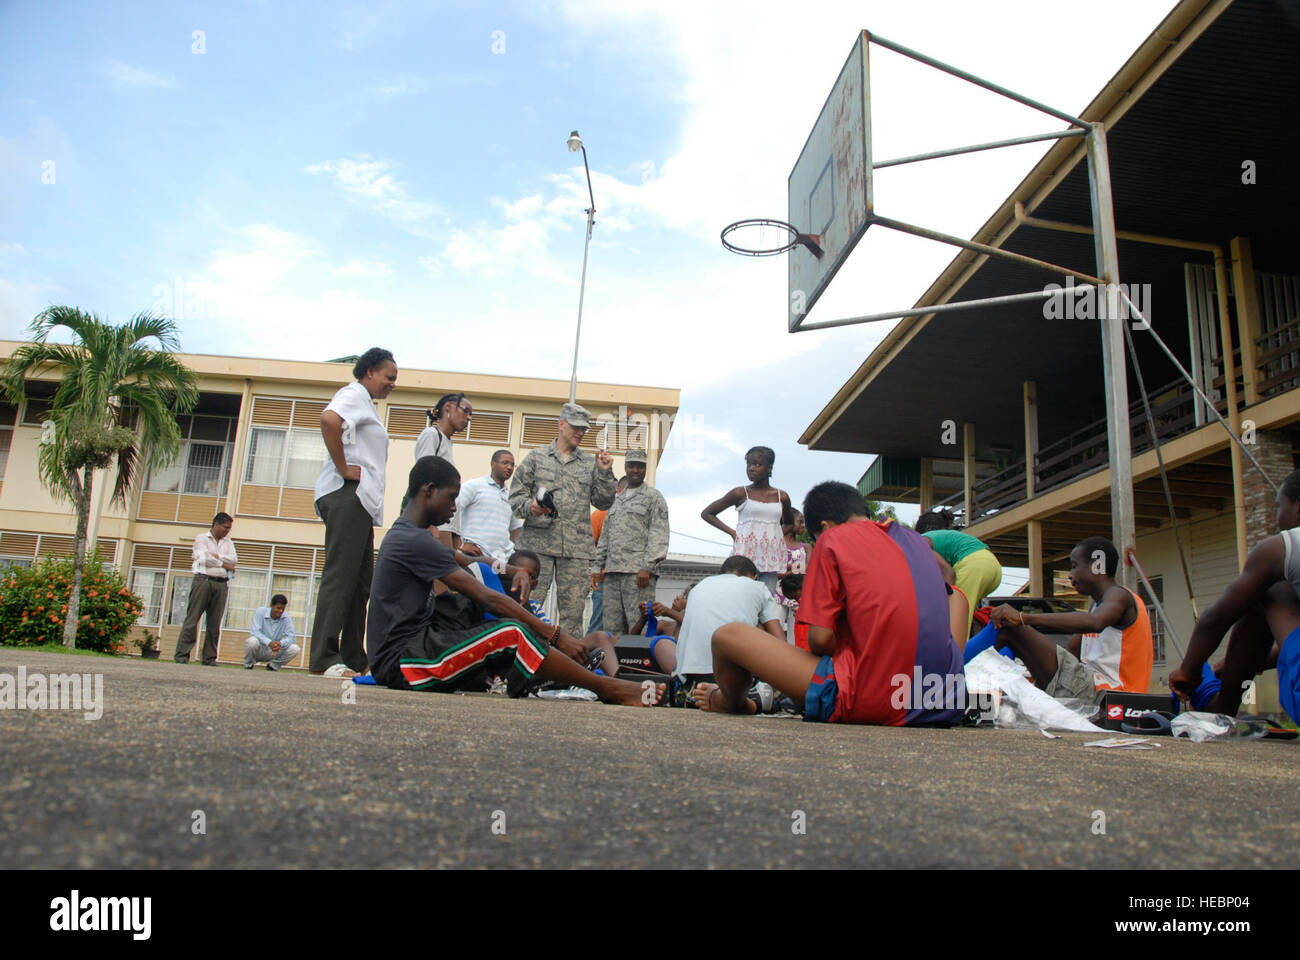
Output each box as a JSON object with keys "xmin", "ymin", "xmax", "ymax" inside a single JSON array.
[
  {"xmin": 1140, "ymin": 575, "xmax": 1166, "ymax": 665},
  {"xmin": 243, "ymin": 428, "xmax": 326, "ymax": 488},
  {"xmin": 386, "ymin": 406, "xmax": 513, "ymax": 445},
  {"xmin": 145, "ymin": 415, "xmax": 236, "ymax": 496},
  {"xmin": 130, "ymin": 568, "xmax": 168, "ymax": 627},
  {"xmin": 19, "ymin": 381, "xmax": 57, "ymax": 426},
  {"xmin": 243, "ymin": 398, "xmax": 329, "ymax": 490}
]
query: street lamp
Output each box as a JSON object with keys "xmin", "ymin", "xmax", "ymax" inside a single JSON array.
[{"xmin": 566, "ymin": 130, "xmax": 596, "ymax": 405}]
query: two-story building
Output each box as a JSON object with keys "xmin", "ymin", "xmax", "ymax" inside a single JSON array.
[
  {"xmin": 0, "ymin": 345, "xmax": 679, "ymax": 667},
  {"xmin": 800, "ymin": 0, "xmax": 1298, "ymax": 702}
]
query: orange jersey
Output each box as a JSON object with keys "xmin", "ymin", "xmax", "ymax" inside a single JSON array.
[{"xmin": 1080, "ymin": 587, "xmax": 1154, "ymax": 692}]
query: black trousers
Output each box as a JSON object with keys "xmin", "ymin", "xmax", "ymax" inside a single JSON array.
[
  {"xmin": 173, "ymin": 577, "xmax": 228, "ymax": 665},
  {"xmin": 309, "ymin": 481, "xmax": 374, "ymax": 673}
]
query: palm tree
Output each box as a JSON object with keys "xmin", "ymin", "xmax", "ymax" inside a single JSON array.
[{"xmin": 1, "ymin": 307, "xmax": 198, "ymax": 648}]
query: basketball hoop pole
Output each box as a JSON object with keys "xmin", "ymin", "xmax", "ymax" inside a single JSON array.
[
  {"xmin": 778, "ymin": 32, "xmax": 1136, "ymax": 587},
  {"xmin": 1086, "ymin": 121, "xmax": 1136, "ymax": 590}
]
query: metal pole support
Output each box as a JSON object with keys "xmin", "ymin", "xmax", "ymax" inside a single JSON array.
[{"xmin": 1086, "ymin": 122, "xmax": 1136, "ymax": 590}]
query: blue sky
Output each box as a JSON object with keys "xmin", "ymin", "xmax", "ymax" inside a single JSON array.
[{"xmin": 1, "ymin": 0, "xmax": 1180, "ymax": 580}]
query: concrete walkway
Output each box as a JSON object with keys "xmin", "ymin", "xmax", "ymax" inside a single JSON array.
[{"xmin": 3, "ymin": 650, "xmax": 1296, "ymax": 868}]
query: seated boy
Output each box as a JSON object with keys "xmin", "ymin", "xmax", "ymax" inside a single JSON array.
[
  {"xmin": 474, "ymin": 547, "xmax": 624, "ymax": 678},
  {"xmin": 1169, "ymin": 470, "xmax": 1300, "ymax": 720},
  {"xmin": 367, "ymin": 456, "xmax": 662, "ymax": 707},
  {"xmin": 982, "ymin": 536, "xmax": 1153, "ymax": 700},
  {"xmin": 667, "ymin": 557, "xmax": 783, "ymax": 693},
  {"xmin": 694, "ymin": 482, "xmax": 963, "ymax": 725}
]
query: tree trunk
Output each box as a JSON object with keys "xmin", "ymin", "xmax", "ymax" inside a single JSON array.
[{"xmin": 62, "ymin": 465, "xmax": 93, "ymax": 649}]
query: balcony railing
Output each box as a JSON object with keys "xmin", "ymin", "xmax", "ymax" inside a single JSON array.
[{"xmin": 933, "ymin": 375, "xmax": 1228, "ymax": 526}]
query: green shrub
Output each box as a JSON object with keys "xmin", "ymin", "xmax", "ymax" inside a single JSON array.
[{"xmin": 0, "ymin": 551, "xmax": 144, "ymax": 652}]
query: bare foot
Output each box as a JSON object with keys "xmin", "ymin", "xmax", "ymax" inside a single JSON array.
[
  {"xmin": 692, "ymin": 682, "xmax": 755, "ymax": 714},
  {"xmin": 598, "ymin": 677, "xmax": 665, "ymax": 707}
]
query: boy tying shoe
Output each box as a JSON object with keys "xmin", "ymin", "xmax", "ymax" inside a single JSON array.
[
  {"xmin": 693, "ymin": 481, "xmax": 963, "ymax": 725},
  {"xmin": 977, "ymin": 536, "xmax": 1153, "ymax": 699}
]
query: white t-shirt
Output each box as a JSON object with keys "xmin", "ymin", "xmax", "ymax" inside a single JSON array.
[
  {"xmin": 414, "ymin": 426, "xmax": 455, "ymax": 465},
  {"xmin": 413, "ymin": 425, "xmax": 459, "ymax": 534},
  {"xmin": 314, "ymin": 381, "xmax": 388, "ymax": 526},
  {"xmin": 672, "ymin": 573, "xmax": 783, "ymax": 677}
]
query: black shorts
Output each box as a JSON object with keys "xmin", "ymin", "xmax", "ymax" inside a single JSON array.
[{"xmin": 380, "ymin": 619, "xmax": 551, "ymax": 696}]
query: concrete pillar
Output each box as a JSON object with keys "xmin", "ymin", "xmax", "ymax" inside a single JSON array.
[{"xmin": 1243, "ymin": 430, "xmax": 1294, "ymax": 550}]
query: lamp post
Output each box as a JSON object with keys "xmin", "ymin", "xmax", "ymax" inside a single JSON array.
[{"xmin": 566, "ymin": 130, "xmax": 595, "ymax": 405}]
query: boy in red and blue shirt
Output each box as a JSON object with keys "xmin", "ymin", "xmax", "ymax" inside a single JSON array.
[{"xmin": 694, "ymin": 481, "xmax": 964, "ymax": 725}]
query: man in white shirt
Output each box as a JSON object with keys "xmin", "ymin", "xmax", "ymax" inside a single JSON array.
[
  {"xmin": 173, "ymin": 513, "xmax": 239, "ymax": 665},
  {"xmin": 244, "ymin": 593, "xmax": 300, "ymax": 671},
  {"xmin": 458, "ymin": 449, "xmax": 523, "ymax": 561}
]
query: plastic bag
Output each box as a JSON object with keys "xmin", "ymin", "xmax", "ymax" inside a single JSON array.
[
  {"xmin": 963, "ymin": 649, "xmax": 1105, "ymax": 733},
  {"xmin": 1170, "ymin": 711, "xmax": 1235, "ymax": 742}
]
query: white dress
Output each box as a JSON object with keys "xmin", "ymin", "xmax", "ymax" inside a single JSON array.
[{"xmin": 731, "ymin": 487, "xmax": 785, "ymax": 575}]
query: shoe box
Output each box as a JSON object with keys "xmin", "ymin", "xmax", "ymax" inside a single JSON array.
[
  {"xmin": 1097, "ymin": 690, "xmax": 1175, "ymax": 730},
  {"xmin": 613, "ymin": 634, "xmax": 656, "ymax": 671}
]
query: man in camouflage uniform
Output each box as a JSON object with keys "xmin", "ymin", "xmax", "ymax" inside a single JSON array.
[
  {"xmin": 590, "ymin": 449, "xmax": 670, "ymax": 636},
  {"xmin": 509, "ymin": 403, "xmax": 616, "ymax": 637}
]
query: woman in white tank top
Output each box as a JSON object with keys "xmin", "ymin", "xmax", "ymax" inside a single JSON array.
[{"xmin": 700, "ymin": 445, "xmax": 793, "ymax": 594}]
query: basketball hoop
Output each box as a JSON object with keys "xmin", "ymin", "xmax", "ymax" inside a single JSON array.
[{"xmin": 720, "ymin": 218, "xmax": 823, "ymax": 259}]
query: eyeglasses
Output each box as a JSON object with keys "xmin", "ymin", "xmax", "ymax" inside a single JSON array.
[{"xmin": 456, "ymin": 404, "xmax": 473, "ymax": 418}]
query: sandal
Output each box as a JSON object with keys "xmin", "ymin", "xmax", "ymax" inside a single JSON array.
[{"xmin": 1121, "ymin": 710, "xmax": 1174, "ymax": 736}]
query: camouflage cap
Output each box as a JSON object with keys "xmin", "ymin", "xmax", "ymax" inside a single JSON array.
[
  {"xmin": 560, "ymin": 402, "xmax": 591, "ymax": 429},
  {"xmin": 625, "ymin": 449, "xmax": 648, "ymax": 464}
]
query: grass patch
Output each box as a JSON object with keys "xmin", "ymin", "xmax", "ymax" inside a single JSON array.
[{"xmin": 0, "ymin": 642, "xmax": 125, "ymax": 659}]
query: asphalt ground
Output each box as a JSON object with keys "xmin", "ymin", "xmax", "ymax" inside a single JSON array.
[{"xmin": 2, "ymin": 649, "xmax": 1298, "ymax": 869}]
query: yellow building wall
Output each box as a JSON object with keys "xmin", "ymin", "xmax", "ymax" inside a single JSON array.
[{"xmin": 0, "ymin": 344, "xmax": 679, "ymax": 665}]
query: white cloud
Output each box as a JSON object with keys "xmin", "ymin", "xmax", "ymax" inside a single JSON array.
[
  {"xmin": 146, "ymin": 224, "xmax": 391, "ymax": 356},
  {"xmin": 0, "ymin": 243, "xmax": 27, "ymax": 257},
  {"xmin": 336, "ymin": 259, "xmax": 393, "ymax": 279},
  {"xmin": 102, "ymin": 60, "xmax": 174, "ymax": 88},
  {"xmin": 369, "ymin": 72, "xmax": 492, "ymax": 98},
  {"xmin": 305, "ymin": 156, "xmax": 443, "ymax": 238}
]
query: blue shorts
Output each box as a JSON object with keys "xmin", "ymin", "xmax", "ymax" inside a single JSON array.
[
  {"xmin": 803, "ymin": 655, "xmax": 838, "ymax": 723},
  {"xmin": 1278, "ymin": 626, "xmax": 1300, "ymax": 724}
]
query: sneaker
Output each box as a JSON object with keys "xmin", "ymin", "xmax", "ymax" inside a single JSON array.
[
  {"xmin": 244, "ymin": 664, "xmax": 254, "ymax": 670},
  {"xmin": 747, "ymin": 681, "xmax": 775, "ymax": 714},
  {"xmin": 266, "ymin": 663, "xmax": 279, "ymax": 672}
]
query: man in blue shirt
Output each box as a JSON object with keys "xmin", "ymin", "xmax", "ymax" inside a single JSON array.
[{"xmin": 244, "ymin": 594, "xmax": 300, "ymax": 671}]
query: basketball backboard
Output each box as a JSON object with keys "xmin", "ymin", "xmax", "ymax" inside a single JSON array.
[{"xmin": 788, "ymin": 30, "xmax": 872, "ymax": 331}]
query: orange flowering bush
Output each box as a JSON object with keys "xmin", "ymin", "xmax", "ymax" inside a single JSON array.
[{"xmin": 0, "ymin": 551, "xmax": 143, "ymax": 651}]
